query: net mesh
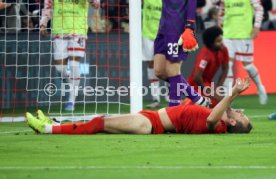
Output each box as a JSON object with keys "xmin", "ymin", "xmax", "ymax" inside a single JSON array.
[{"xmin": 0, "ymin": 0, "xmax": 131, "ymax": 122}]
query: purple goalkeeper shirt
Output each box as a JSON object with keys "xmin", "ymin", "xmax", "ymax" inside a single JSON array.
[
  {"xmin": 158, "ymin": 0, "xmax": 197, "ymax": 35},
  {"xmin": 154, "ymin": 0, "xmax": 197, "ymax": 61}
]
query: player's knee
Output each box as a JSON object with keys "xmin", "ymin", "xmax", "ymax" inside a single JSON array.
[
  {"xmin": 70, "ymin": 56, "xmax": 81, "ymax": 62},
  {"xmin": 165, "ymin": 66, "xmax": 180, "ymax": 77},
  {"xmin": 242, "ymin": 62, "xmax": 252, "ymax": 67},
  {"xmin": 154, "ymin": 69, "xmax": 166, "ymax": 80},
  {"xmin": 54, "ymin": 59, "xmax": 68, "ymax": 65},
  {"xmin": 148, "ymin": 61, "xmax": 154, "ymax": 68},
  {"xmin": 136, "ymin": 120, "xmax": 152, "ymax": 134}
]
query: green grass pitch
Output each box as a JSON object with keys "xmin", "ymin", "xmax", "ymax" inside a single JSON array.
[{"xmin": 1, "ymin": 95, "xmax": 276, "ymax": 179}]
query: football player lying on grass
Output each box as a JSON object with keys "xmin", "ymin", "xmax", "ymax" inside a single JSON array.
[{"xmin": 26, "ymin": 78, "xmax": 252, "ymax": 135}]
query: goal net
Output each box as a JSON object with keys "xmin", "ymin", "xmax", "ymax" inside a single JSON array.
[{"xmin": 0, "ymin": 0, "xmax": 142, "ymax": 122}]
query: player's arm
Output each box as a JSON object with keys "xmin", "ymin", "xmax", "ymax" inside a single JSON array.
[
  {"xmin": 217, "ymin": 48, "xmax": 230, "ymax": 87},
  {"xmin": 194, "ymin": 68, "xmax": 222, "ymax": 102},
  {"xmin": 40, "ymin": 0, "xmax": 53, "ymax": 36},
  {"xmin": 186, "ymin": 0, "xmax": 196, "ymax": 21},
  {"xmin": 213, "ymin": 62, "xmax": 228, "ymax": 102},
  {"xmin": 193, "ymin": 56, "xmax": 221, "ymax": 101},
  {"xmin": 193, "ymin": 55, "xmax": 208, "ymax": 88},
  {"xmin": 178, "ymin": 0, "xmax": 198, "ymax": 52},
  {"xmin": 206, "ymin": 78, "xmax": 250, "ymax": 130},
  {"xmin": 217, "ymin": 62, "xmax": 228, "ymax": 87},
  {"xmin": 194, "ymin": 69, "xmax": 205, "ymax": 88},
  {"xmin": 214, "ymin": 49, "xmax": 229, "ymax": 101},
  {"xmin": 89, "ymin": 0, "xmax": 100, "ymax": 8},
  {"xmin": 0, "ymin": 2, "xmax": 11, "ymax": 10},
  {"xmin": 217, "ymin": 0, "xmax": 225, "ymax": 28},
  {"xmin": 251, "ymin": 0, "xmax": 264, "ymax": 39}
]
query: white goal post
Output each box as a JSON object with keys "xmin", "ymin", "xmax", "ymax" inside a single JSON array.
[{"xmin": 129, "ymin": 0, "xmax": 143, "ymax": 113}]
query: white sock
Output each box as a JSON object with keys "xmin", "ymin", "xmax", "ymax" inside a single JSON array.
[
  {"xmin": 55, "ymin": 64, "xmax": 69, "ymax": 81},
  {"xmin": 45, "ymin": 124, "xmax": 53, "ymax": 134},
  {"xmin": 150, "ymin": 81, "xmax": 160, "ymax": 102},
  {"xmin": 195, "ymin": 96, "xmax": 212, "ymax": 108},
  {"xmin": 223, "ymin": 61, "xmax": 234, "ymax": 94},
  {"xmin": 147, "ymin": 67, "xmax": 157, "ymax": 80},
  {"xmin": 147, "ymin": 67, "xmax": 160, "ymax": 102},
  {"xmin": 244, "ymin": 64, "xmax": 263, "ymax": 91},
  {"xmin": 68, "ymin": 60, "xmax": 81, "ymax": 105}
]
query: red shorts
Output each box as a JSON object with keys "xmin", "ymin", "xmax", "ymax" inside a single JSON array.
[{"xmin": 139, "ymin": 110, "xmax": 165, "ymax": 134}]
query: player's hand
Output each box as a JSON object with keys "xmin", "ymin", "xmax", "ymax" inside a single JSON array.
[
  {"xmin": 89, "ymin": 0, "xmax": 100, "ymax": 8},
  {"xmin": 178, "ymin": 28, "xmax": 199, "ymax": 53},
  {"xmin": 0, "ymin": 2, "xmax": 11, "ymax": 10},
  {"xmin": 251, "ymin": 27, "xmax": 260, "ymax": 39},
  {"xmin": 40, "ymin": 25, "xmax": 48, "ymax": 37},
  {"xmin": 232, "ymin": 78, "xmax": 251, "ymax": 95}
]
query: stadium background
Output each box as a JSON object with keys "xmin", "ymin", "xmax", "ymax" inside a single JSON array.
[
  {"xmin": 1, "ymin": 1, "xmax": 276, "ymax": 179},
  {"xmin": 1, "ymin": 31, "xmax": 276, "ymax": 110}
]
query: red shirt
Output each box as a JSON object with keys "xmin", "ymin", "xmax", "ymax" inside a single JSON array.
[
  {"xmin": 188, "ymin": 46, "xmax": 229, "ymax": 85},
  {"xmin": 166, "ymin": 105, "xmax": 227, "ymax": 134}
]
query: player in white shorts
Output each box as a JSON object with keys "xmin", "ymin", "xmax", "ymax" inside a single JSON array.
[
  {"xmin": 143, "ymin": 37, "xmax": 169, "ymax": 108},
  {"xmin": 142, "ymin": 0, "xmax": 168, "ymax": 109},
  {"xmin": 219, "ymin": 0, "xmax": 268, "ymax": 105},
  {"xmin": 40, "ymin": 0, "xmax": 100, "ymax": 111},
  {"xmin": 223, "ymin": 39, "xmax": 254, "ymax": 64},
  {"xmin": 53, "ymin": 37, "xmax": 86, "ymax": 62}
]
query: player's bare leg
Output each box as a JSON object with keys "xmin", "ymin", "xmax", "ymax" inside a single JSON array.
[
  {"xmin": 154, "ymin": 54, "xmax": 167, "ymax": 80},
  {"xmin": 165, "ymin": 60, "xmax": 182, "ymax": 77},
  {"xmin": 55, "ymin": 58, "xmax": 69, "ymax": 80},
  {"xmin": 104, "ymin": 114, "xmax": 152, "ymax": 134},
  {"xmin": 54, "ymin": 59, "xmax": 72, "ymax": 110},
  {"xmin": 66, "ymin": 56, "xmax": 81, "ymax": 111},
  {"xmin": 26, "ymin": 111, "xmax": 152, "ymax": 135},
  {"xmin": 146, "ymin": 60, "xmax": 161, "ymax": 109},
  {"xmin": 223, "ymin": 58, "xmax": 235, "ymax": 95},
  {"xmin": 242, "ymin": 61, "xmax": 267, "ymax": 105}
]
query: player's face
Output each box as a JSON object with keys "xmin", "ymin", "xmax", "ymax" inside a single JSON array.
[
  {"xmin": 231, "ymin": 110, "xmax": 250, "ymax": 128},
  {"xmin": 213, "ymin": 35, "xmax": 223, "ymax": 51}
]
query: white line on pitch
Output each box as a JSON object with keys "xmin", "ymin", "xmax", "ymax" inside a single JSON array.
[
  {"xmin": 0, "ymin": 130, "xmax": 32, "ymax": 134},
  {"xmin": 248, "ymin": 115, "xmax": 268, "ymax": 118},
  {"xmin": 0, "ymin": 166, "xmax": 276, "ymax": 170}
]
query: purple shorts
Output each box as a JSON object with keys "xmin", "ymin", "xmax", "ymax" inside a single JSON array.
[{"xmin": 154, "ymin": 32, "xmax": 189, "ymax": 61}]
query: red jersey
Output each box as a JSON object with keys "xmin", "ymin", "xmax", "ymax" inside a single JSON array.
[
  {"xmin": 166, "ymin": 105, "xmax": 227, "ymax": 134},
  {"xmin": 188, "ymin": 46, "xmax": 229, "ymax": 85}
]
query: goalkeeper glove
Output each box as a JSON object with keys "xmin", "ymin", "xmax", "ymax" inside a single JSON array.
[
  {"xmin": 178, "ymin": 20, "xmax": 199, "ymax": 52},
  {"xmin": 89, "ymin": 0, "xmax": 100, "ymax": 8}
]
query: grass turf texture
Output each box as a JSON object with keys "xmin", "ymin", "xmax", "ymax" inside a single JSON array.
[{"xmin": 0, "ymin": 95, "xmax": 276, "ymax": 179}]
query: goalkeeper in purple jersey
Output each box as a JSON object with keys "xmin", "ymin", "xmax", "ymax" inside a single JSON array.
[{"xmin": 154, "ymin": 0, "xmax": 210, "ymax": 107}]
